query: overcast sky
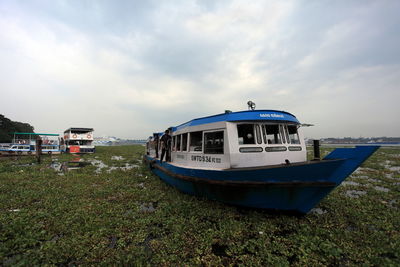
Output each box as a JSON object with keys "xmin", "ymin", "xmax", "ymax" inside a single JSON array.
[{"xmin": 1, "ymin": 0, "xmax": 399, "ymax": 139}]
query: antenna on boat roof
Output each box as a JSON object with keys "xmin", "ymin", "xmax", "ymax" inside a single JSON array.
[{"xmin": 247, "ymin": 101, "xmax": 256, "ymax": 110}]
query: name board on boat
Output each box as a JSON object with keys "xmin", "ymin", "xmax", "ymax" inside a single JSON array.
[
  {"xmin": 191, "ymin": 155, "xmax": 222, "ymax": 163},
  {"xmin": 260, "ymin": 113, "xmax": 284, "ymax": 118}
]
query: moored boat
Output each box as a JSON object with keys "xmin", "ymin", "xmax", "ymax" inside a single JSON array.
[
  {"xmin": 144, "ymin": 104, "xmax": 378, "ymax": 214},
  {"xmin": 63, "ymin": 128, "xmax": 95, "ymax": 153},
  {"xmin": 0, "ymin": 133, "xmax": 62, "ymax": 156}
]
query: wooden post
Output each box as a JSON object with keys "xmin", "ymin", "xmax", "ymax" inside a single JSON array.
[
  {"xmin": 313, "ymin": 139, "xmax": 320, "ymax": 160},
  {"xmin": 36, "ymin": 138, "xmax": 42, "ymax": 164}
]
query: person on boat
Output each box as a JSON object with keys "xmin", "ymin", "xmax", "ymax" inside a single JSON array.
[
  {"xmin": 153, "ymin": 133, "xmax": 159, "ymax": 158},
  {"xmin": 160, "ymin": 129, "xmax": 171, "ymax": 163},
  {"xmin": 166, "ymin": 130, "xmax": 172, "ymax": 162}
]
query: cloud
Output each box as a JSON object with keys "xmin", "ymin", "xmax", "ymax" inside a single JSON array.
[{"xmin": 0, "ymin": 0, "xmax": 399, "ymax": 138}]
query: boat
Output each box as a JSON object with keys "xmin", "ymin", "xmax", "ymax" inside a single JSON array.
[
  {"xmin": 63, "ymin": 128, "xmax": 95, "ymax": 153},
  {"xmin": 0, "ymin": 133, "xmax": 62, "ymax": 155},
  {"xmin": 143, "ymin": 103, "xmax": 379, "ymax": 214},
  {"xmin": 0, "ymin": 143, "xmax": 11, "ymax": 151}
]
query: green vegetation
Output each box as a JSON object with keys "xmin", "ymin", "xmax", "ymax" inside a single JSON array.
[
  {"xmin": 0, "ymin": 146, "xmax": 399, "ymax": 266},
  {"xmin": 0, "ymin": 114, "xmax": 35, "ymax": 142}
]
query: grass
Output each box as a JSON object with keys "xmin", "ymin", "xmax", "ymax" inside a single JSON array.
[{"xmin": 0, "ymin": 145, "xmax": 399, "ymax": 266}]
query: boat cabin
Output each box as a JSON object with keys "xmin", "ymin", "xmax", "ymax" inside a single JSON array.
[{"xmin": 147, "ymin": 110, "xmax": 306, "ymax": 169}]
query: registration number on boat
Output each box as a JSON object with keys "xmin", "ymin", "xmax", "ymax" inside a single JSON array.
[{"xmin": 191, "ymin": 155, "xmax": 222, "ymax": 163}]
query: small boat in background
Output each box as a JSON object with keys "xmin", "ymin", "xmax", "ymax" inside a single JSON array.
[
  {"xmin": 0, "ymin": 132, "xmax": 62, "ymax": 155},
  {"xmin": 63, "ymin": 128, "xmax": 95, "ymax": 153},
  {"xmin": 144, "ymin": 103, "xmax": 378, "ymax": 214},
  {"xmin": 0, "ymin": 129, "xmax": 96, "ymax": 156}
]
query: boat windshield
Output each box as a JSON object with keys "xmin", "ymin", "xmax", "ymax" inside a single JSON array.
[
  {"xmin": 237, "ymin": 124, "xmax": 255, "ymax": 144},
  {"xmin": 237, "ymin": 123, "xmax": 300, "ymax": 145},
  {"xmin": 263, "ymin": 124, "xmax": 282, "ymax": 144},
  {"xmin": 287, "ymin": 125, "xmax": 300, "ymax": 144}
]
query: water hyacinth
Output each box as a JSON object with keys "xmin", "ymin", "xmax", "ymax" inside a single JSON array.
[{"xmin": 0, "ymin": 145, "xmax": 399, "ymax": 266}]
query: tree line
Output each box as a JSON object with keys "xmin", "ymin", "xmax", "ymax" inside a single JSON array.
[{"xmin": 0, "ymin": 114, "xmax": 35, "ymax": 142}]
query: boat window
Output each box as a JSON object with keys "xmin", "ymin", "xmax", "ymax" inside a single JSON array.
[
  {"xmin": 204, "ymin": 131, "xmax": 224, "ymax": 154},
  {"xmin": 237, "ymin": 124, "xmax": 255, "ymax": 144},
  {"xmin": 287, "ymin": 125, "xmax": 300, "ymax": 144},
  {"xmin": 280, "ymin": 125, "xmax": 287, "ymax": 144},
  {"xmin": 265, "ymin": 146, "xmax": 287, "ymax": 152},
  {"xmin": 172, "ymin": 136, "xmax": 177, "ymax": 151},
  {"xmin": 182, "ymin": 133, "xmax": 188, "ymax": 151},
  {"xmin": 176, "ymin": 134, "xmax": 181, "ymax": 151},
  {"xmin": 284, "ymin": 125, "xmax": 290, "ymax": 144},
  {"xmin": 255, "ymin": 125, "xmax": 262, "ymax": 144},
  {"xmin": 239, "ymin": 147, "xmax": 263, "ymax": 153},
  {"xmin": 261, "ymin": 124, "xmax": 267, "ymax": 144},
  {"xmin": 189, "ymin": 131, "xmax": 203, "ymax": 152},
  {"xmin": 263, "ymin": 124, "xmax": 282, "ymax": 144}
]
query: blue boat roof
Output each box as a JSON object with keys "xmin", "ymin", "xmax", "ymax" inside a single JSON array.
[{"xmin": 174, "ymin": 110, "xmax": 300, "ymax": 132}]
